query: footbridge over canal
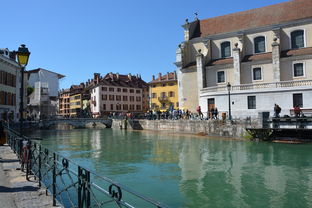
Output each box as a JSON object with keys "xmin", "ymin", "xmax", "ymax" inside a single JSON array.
[{"xmin": 40, "ymin": 118, "xmax": 112, "ymax": 129}]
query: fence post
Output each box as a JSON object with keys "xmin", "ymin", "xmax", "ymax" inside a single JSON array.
[
  {"xmin": 86, "ymin": 170, "xmax": 90, "ymax": 207},
  {"xmin": 53, "ymin": 153, "xmax": 56, "ymax": 206},
  {"xmin": 38, "ymin": 145, "xmax": 42, "ymax": 188},
  {"xmin": 78, "ymin": 166, "xmax": 91, "ymax": 208},
  {"xmin": 78, "ymin": 166, "xmax": 82, "ymax": 208}
]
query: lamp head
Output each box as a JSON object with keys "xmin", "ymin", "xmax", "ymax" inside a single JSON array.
[
  {"xmin": 227, "ymin": 82, "xmax": 231, "ymax": 91},
  {"xmin": 17, "ymin": 44, "xmax": 30, "ymax": 67}
]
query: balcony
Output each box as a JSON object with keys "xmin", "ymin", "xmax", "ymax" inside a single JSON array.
[
  {"xmin": 201, "ymin": 79, "xmax": 312, "ymax": 94},
  {"xmin": 158, "ymin": 96, "xmax": 169, "ymax": 103}
]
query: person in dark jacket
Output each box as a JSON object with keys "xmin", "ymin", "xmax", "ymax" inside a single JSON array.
[{"xmin": 274, "ymin": 104, "xmax": 281, "ymax": 118}]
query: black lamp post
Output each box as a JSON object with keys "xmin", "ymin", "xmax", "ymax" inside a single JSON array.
[
  {"xmin": 16, "ymin": 44, "xmax": 30, "ymax": 135},
  {"xmin": 227, "ymin": 82, "xmax": 232, "ymax": 121}
]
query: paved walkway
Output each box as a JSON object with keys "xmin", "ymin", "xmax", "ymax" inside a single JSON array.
[{"xmin": 0, "ymin": 145, "xmax": 61, "ymax": 208}]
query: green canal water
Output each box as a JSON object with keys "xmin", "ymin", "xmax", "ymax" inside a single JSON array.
[{"xmin": 29, "ymin": 128, "xmax": 312, "ymax": 208}]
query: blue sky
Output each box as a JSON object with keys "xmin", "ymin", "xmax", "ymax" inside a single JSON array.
[{"xmin": 1, "ymin": 0, "xmax": 286, "ymax": 89}]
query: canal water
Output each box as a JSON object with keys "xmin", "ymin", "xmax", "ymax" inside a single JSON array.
[{"xmin": 29, "ymin": 128, "xmax": 312, "ymax": 208}]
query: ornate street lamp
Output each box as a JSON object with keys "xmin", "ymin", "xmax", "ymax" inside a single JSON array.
[
  {"xmin": 16, "ymin": 44, "xmax": 31, "ymax": 135},
  {"xmin": 227, "ymin": 82, "xmax": 232, "ymax": 121}
]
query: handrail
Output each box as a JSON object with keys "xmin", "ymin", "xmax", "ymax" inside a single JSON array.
[
  {"xmin": 3, "ymin": 124, "xmax": 168, "ymax": 208},
  {"xmin": 201, "ymin": 79, "xmax": 312, "ymax": 93}
]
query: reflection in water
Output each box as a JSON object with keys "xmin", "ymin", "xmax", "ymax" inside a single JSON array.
[
  {"xmin": 29, "ymin": 129, "xmax": 312, "ymax": 208},
  {"xmin": 90, "ymin": 130, "xmax": 101, "ymax": 159}
]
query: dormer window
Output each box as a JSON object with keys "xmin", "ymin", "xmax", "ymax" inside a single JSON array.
[
  {"xmin": 254, "ymin": 36, "xmax": 265, "ymax": 53},
  {"xmin": 221, "ymin": 41, "xmax": 231, "ymax": 58},
  {"xmin": 291, "ymin": 30, "xmax": 304, "ymax": 49}
]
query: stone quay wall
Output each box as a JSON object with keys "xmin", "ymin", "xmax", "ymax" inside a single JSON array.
[{"xmin": 112, "ymin": 119, "xmax": 261, "ymax": 139}]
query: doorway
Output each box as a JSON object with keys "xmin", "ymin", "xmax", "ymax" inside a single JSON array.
[{"xmin": 207, "ymin": 98, "xmax": 215, "ymax": 118}]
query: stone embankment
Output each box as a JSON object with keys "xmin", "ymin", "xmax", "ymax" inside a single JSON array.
[
  {"xmin": 112, "ymin": 119, "xmax": 260, "ymax": 139},
  {"xmin": 0, "ymin": 145, "xmax": 61, "ymax": 208}
]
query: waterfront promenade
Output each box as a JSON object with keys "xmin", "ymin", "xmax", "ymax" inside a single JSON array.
[{"xmin": 0, "ymin": 145, "xmax": 60, "ymax": 208}]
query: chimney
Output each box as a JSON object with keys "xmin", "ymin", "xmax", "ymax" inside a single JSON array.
[
  {"xmin": 158, "ymin": 73, "xmax": 162, "ymax": 80},
  {"xmin": 9, "ymin": 51, "xmax": 16, "ymax": 61},
  {"xmin": 109, "ymin": 72, "xmax": 113, "ymax": 80},
  {"xmin": 182, "ymin": 19, "xmax": 190, "ymax": 41},
  {"xmin": 167, "ymin": 72, "xmax": 169, "ymax": 80},
  {"xmin": 80, "ymin": 82, "xmax": 85, "ymax": 88},
  {"xmin": 116, "ymin": 73, "xmax": 119, "ymax": 80},
  {"xmin": 152, "ymin": 75, "xmax": 155, "ymax": 80},
  {"xmin": 128, "ymin": 73, "xmax": 132, "ymax": 81},
  {"xmin": 94, "ymin": 73, "xmax": 100, "ymax": 84}
]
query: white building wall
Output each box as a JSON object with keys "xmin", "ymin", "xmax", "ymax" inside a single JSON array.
[
  {"xmin": 200, "ymin": 88, "xmax": 312, "ymax": 118},
  {"xmin": 93, "ymin": 86, "xmax": 100, "ymax": 113},
  {"xmin": 28, "ymin": 69, "xmax": 60, "ymax": 97}
]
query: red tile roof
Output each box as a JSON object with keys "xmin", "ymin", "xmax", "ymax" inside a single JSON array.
[
  {"xmin": 242, "ymin": 53, "xmax": 272, "ymax": 62},
  {"xmin": 88, "ymin": 73, "xmax": 148, "ymax": 89},
  {"xmin": 197, "ymin": 0, "xmax": 312, "ymax": 37},
  {"xmin": 281, "ymin": 47, "xmax": 312, "ymax": 57},
  {"xmin": 207, "ymin": 58, "xmax": 233, "ymax": 66},
  {"xmin": 149, "ymin": 72, "xmax": 177, "ymax": 83}
]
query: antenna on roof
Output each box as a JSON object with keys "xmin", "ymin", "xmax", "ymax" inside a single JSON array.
[{"xmin": 194, "ymin": 12, "xmax": 199, "ymax": 20}]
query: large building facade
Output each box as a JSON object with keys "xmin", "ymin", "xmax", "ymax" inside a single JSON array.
[
  {"xmin": 89, "ymin": 73, "xmax": 148, "ymax": 117},
  {"xmin": 176, "ymin": 0, "xmax": 312, "ymax": 118},
  {"xmin": 149, "ymin": 72, "xmax": 178, "ymax": 111},
  {"xmin": 0, "ymin": 48, "xmax": 24, "ymax": 121}
]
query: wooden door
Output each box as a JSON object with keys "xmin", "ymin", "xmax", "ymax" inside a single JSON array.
[{"xmin": 207, "ymin": 98, "xmax": 215, "ymax": 118}]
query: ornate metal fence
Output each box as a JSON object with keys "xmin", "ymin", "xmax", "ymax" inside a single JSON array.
[{"xmin": 4, "ymin": 125, "xmax": 168, "ymax": 208}]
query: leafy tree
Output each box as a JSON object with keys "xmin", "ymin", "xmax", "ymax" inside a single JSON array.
[{"xmin": 27, "ymin": 86, "xmax": 34, "ymax": 96}]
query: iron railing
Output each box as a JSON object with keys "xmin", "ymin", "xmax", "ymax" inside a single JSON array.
[{"xmin": 4, "ymin": 125, "xmax": 168, "ymax": 208}]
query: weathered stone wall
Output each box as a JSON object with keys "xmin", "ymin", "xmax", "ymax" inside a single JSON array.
[{"xmin": 112, "ymin": 119, "xmax": 260, "ymax": 139}]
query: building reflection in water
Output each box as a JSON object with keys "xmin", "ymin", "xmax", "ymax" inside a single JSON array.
[
  {"xmin": 90, "ymin": 130, "xmax": 101, "ymax": 159},
  {"xmin": 174, "ymin": 138, "xmax": 312, "ymax": 208}
]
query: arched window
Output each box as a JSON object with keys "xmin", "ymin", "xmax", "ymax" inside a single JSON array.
[
  {"xmin": 254, "ymin": 36, "xmax": 265, "ymax": 53},
  {"xmin": 221, "ymin": 41, "xmax": 231, "ymax": 58},
  {"xmin": 291, "ymin": 30, "xmax": 304, "ymax": 49}
]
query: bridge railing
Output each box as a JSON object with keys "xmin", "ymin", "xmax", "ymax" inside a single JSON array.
[{"xmin": 4, "ymin": 124, "xmax": 168, "ymax": 208}]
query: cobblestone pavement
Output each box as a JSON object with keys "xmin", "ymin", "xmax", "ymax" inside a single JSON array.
[{"xmin": 0, "ymin": 145, "xmax": 62, "ymax": 208}]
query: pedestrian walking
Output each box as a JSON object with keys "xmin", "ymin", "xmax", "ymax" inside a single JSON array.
[
  {"xmin": 213, "ymin": 107, "xmax": 219, "ymax": 119},
  {"xmin": 274, "ymin": 104, "xmax": 281, "ymax": 118},
  {"xmin": 197, "ymin": 106, "xmax": 203, "ymax": 119},
  {"xmin": 294, "ymin": 105, "xmax": 302, "ymax": 117}
]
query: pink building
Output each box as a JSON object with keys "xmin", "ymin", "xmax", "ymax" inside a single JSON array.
[{"xmin": 88, "ymin": 72, "xmax": 148, "ymax": 117}]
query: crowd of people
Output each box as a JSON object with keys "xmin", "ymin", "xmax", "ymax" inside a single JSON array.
[
  {"xmin": 108, "ymin": 103, "xmax": 306, "ymax": 121},
  {"xmin": 108, "ymin": 106, "xmax": 221, "ymax": 120}
]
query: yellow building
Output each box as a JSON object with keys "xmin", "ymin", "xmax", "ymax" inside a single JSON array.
[
  {"xmin": 149, "ymin": 72, "xmax": 178, "ymax": 111},
  {"xmin": 70, "ymin": 93, "xmax": 82, "ymax": 117},
  {"xmin": 69, "ymin": 84, "xmax": 84, "ymax": 117}
]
